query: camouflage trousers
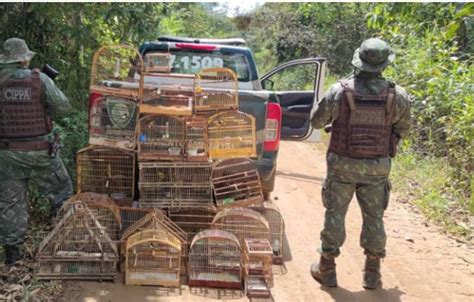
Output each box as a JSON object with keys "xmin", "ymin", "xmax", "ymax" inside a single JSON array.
[
  {"xmin": 319, "ymin": 170, "xmax": 391, "ymax": 259},
  {"xmin": 0, "ymin": 150, "xmax": 73, "ymax": 246}
]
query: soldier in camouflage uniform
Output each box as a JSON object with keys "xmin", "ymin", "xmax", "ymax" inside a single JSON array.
[
  {"xmin": 310, "ymin": 38, "xmax": 411, "ymax": 289},
  {"xmin": 0, "ymin": 38, "xmax": 73, "ymax": 265}
]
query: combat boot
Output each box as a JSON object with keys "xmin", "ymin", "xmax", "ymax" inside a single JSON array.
[
  {"xmin": 4, "ymin": 245, "xmax": 23, "ymax": 266},
  {"xmin": 363, "ymin": 256, "xmax": 382, "ymax": 290},
  {"xmin": 310, "ymin": 256, "xmax": 337, "ymax": 288}
]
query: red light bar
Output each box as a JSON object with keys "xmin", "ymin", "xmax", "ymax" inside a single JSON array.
[{"xmin": 175, "ymin": 43, "xmax": 218, "ymax": 51}]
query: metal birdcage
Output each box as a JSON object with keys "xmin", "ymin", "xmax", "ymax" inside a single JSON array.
[
  {"xmin": 89, "ymin": 95, "xmax": 138, "ymax": 150},
  {"xmin": 121, "ymin": 209, "xmax": 187, "ymax": 280},
  {"xmin": 138, "ymin": 162, "xmax": 213, "ymax": 209},
  {"xmin": 137, "ymin": 115, "xmax": 186, "ymax": 161},
  {"xmin": 211, "ymin": 207, "xmax": 270, "ymax": 245},
  {"xmin": 76, "ymin": 146, "xmax": 135, "ymax": 204},
  {"xmin": 207, "ymin": 111, "xmax": 257, "ymax": 159},
  {"xmin": 188, "ymin": 230, "xmax": 242, "ymax": 289},
  {"xmin": 125, "ymin": 229, "xmax": 182, "ymax": 287},
  {"xmin": 141, "ymin": 73, "xmax": 195, "ymax": 116},
  {"xmin": 58, "ymin": 193, "xmax": 122, "ymax": 241},
  {"xmin": 90, "ymin": 44, "xmax": 143, "ymax": 100},
  {"xmin": 185, "ymin": 116, "xmax": 209, "ymax": 161},
  {"xmin": 36, "ymin": 204, "xmax": 118, "ymax": 280},
  {"xmin": 144, "ymin": 52, "xmax": 171, "ymax": 73},
  {"xmin": 250, "ymin": 202, "xmax": 285, "ymax": 264},
  {"xmin": 243, "ymin": 239, "xmax": 273, "ymax": 299},
  {"xmin": 195, "ymin": 68, "xmax": 238, "ymax": 112},
  {"xmin": 211, "ymin": 158, "xmax": 264, "ymax": 208}
]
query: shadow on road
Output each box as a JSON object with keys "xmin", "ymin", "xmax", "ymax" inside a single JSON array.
[
  {"xmin": 189, "ymin": 286, "xmax": 244, "ymax": 300},
  {"xmin": 321, "ymin": 285, "xmax": 406, "ymax": 302},
  {"xmin": 276, "ymin": 170, "xmax": 324, "ymax": 185}
]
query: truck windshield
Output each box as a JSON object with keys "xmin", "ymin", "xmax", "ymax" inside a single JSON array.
[{"xmin": 145, "ymin": 50, "xmax": 251, "ymax": 81}]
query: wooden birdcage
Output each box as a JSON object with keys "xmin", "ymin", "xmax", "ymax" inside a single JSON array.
[
  {"xmin": 211, "ymin": 207, "xmax": 270, "ymax": 245},
  {"xmin": 185, "ymin": 116, "xmax": 209, "ymax": 161},
  {"xmin": 125, "ymin": 229, "xmax": 182, "ymax": 287},
  {"xmin": 144, "ymin": 52, "xmax": 171, "ymax": 73},
  {"xmin": 121, "ymin": 209, "xmax": 187, "ymax": 280},
  {"xmin": 58, "ymin": 193, "xmax": 122, "ymax": 241},
  {"xmin": 90, "ymin": 44, "xmax": 143, "ymax": 100},
  {"xmin": 195, "ymin": 68, "xmax": 238, "ymax": 112},
  {"xmin": 76, "ymin": 146, "xmax": 135, "ymax": 203},
  {"xmin": 141, "ymin": 73, "xmax": 195, "ymax": 116},
  {"xmin": 89, "ymin": 95, "xmax": 138, "ymax": 150},
  {"xmin": 119, "ymin": 207, "xmax": 153, "ymax": 237},
  {"xmin": 243, "ymin": 239, "xmax": 273, "ymax": 299},
  {"xmin": 138, "ymin": 162, "xmax": 213, "ymax": 209},
  {"xmin": 250, "ymin": 202, "xmax": 285, "ymax": 264},
  {"xmin": 137, "ymin": 115, "xmax": 186, "ymax": 161},
  {"xmin": 211, "ymin": 158, "xmax": 264, "ymax": 208},
  {"xmin": 208, "ymin": 111, "xmax": 257, "ymax": 159},
  {"xmin": 36, "ymin": 204, "xmax": 118, "ymax": 280},
  {"xmin": 188, "ymin": 230, "xmax": 242, "ymax": 289}
]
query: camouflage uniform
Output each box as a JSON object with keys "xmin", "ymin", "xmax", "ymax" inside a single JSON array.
[
  {"xmin": 312, "ymin": 75, "xmax": 411, "ymax": 259},
  {"xmin": 0, "ymin": 38, "xmax": 73, "ymax": 249}
]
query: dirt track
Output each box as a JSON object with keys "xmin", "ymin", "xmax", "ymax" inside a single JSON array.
[{"xmin": 65, "ymin": 139, "xmax": 474, "ymax": 302}]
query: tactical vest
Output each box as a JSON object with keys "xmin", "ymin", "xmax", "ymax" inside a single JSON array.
[
  {"xmin": 0, "ymin": 70, "xmax": 51, "ymax": 138},
  {"xmin": 328, "ymin": 80, "xmax": 396, "ymax": 159}
]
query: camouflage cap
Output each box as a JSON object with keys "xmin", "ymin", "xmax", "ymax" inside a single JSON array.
[
  {"xmin": 351, "ymin": 38, "xmax": 395, "ymax": 72},
  {"xmin": 0, "ymin": 38, "xmax": 36, "ymax": 64}
]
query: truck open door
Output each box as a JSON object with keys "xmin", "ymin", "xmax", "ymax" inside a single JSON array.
[{"xmin": 260, "ymin": 58, "xmax": 326, "ymax": 140}]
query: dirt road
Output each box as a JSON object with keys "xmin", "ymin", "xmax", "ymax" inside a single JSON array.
[{"xmin": 67, "ymin": 140, "xmax": 474, "ymax": 302}]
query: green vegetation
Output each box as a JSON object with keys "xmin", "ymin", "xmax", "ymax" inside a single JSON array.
[{"xmin": 0, "ymin": 2, "xmax": 471, "ymax": 237}]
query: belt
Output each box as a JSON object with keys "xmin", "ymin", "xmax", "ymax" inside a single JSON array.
[{"xmin": 0, "ymin": 141, "xmax": 50, "ymax": 151}]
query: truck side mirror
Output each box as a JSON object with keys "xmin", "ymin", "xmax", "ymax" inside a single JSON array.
[{"xmin": 262, "ymin": 79, "xmax": 274, "ymax": 90}]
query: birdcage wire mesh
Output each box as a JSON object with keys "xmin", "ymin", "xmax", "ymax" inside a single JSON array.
[
  {"xmin": 211, "ymin": 207, "xmax": 270, "ymax": 245},
  {"xmin": 89, "ymin": 96, "xmax": 138, "ymax": 150},
  {"xmin": 138, "ymin": 162, "xmax": 213, "ymax": 209},
  {"xmin": 90, "ymin": 44, "xmax": 143, "ymax": 100},
  {"xmin": 211, "ymin": 158, "xmax": 264, "ymax": 208},
  {"xmin": 125, "ymin": 229, "xmax": 182, "ymax": 287},
  {"xmin": 57, "ymin": 193, "xmax": 122, "ymax": 241},
  {"xmin": 76, "ymin": 146, "xmax": 135, "ymax": 202},
  {"xmin": 243, "ymin": 239, "xmax": 273, "ymax": 289},
  {"xmin": 141, "ymin": 73, "xmax": 195, "ymax": 116},
  {"xmin": 36, "ymin": 204, "xmax": 118, "ymax": 280},
  {"xmin": 185, "ymin": 116, "xmax": 209, "ymax": 161},
  {"xmin": 144, "ymin": 52, "xmax": 171, "ymax": 73},
  {"xmin": 208, "ymin": 111, "xmax": 257, "ymax": 159},
  {"xmin": 250, "ymin": 202, "xmax": 285, "ymax": 264},
  {"xmin": 195, "ymin": 68, "xmax": 238, "ymax": 112},
  {"xmin": 188, "ymin": 229, "xmax": 242, "ymax": 289},
  {"xmin": 119, "ymin": 207, "xmax": 153, "ymax": 237},
  {"xmin": 137, "ymin": 115, "xmax": 186, "ymax": 161}
]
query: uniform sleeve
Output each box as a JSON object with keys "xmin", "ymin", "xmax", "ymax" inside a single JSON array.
[
  {"xmin": 40, "ymin": 73, "xmax": 72, "ymax": 118},
  {"xmin": 392, "ymin": 85, "xmax": 411, "ymax": 139},
  {"xmin": 310, "ymin": 82, "xmax": 342, "ymax": 129}
]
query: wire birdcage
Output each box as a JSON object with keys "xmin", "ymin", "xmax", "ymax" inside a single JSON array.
[
  {"xmin": 137, "ymin": 115, "xmax": 186, "ymax": 161},
  {"xmin": 144, "ymin": 52, "xmax": 171, "ymax": 73},
  {"xmin": 195, "ymin": 68, "xmax": 238, "ymax": 112},
  {"xmin": 185, "ymin": 116, "xmax": 209, "ymax": 162},
  {"xmin": 58, "ymin": 193, "xmax": 122, "ymax": 241},
  {"xmin": 188, "ymin": 230, "xmax": 242, "ymax": 289},
  {"xmin": 250, "ymin": 202, "xmax": 285, "ymax": 264},
  {"xmin": 125, "ymin": 229, "xmax": 182, "ymax": 287},
  {"xmin": 211, "ymin": 207, "xmax": 270, "ymax": 245},
  {"xmin": 76, "ymin": 146, "xmax": 135, "ymax": 203},
  {"xmin": 243, "ymin": 238, "xmax": 273, "ymax": 299},
  {"xmin": 211, "ymin": 158, "xmax": 264, "ymax": 208},
  {"xmin": 119, "ymin": 207, "xmax": 153, "ymax": 237},
  {"xmin": 89, "ymin": 95, "xmax": 138, "ymax": 150},
  {"xmin": 36, "ymin": 204, "xmax": 118, "ymax": 280},
  {"xmin": 138, "ymin": 162, "xmax": 213, "ymax": 209},
  {"xmin": 141, "ymin": 73, "xmax": 195, "ymax": 116},
  {"xmin": 208, "ymin": 111, "xmax": 257, "ymax": 159},
  {"xmin": 90, "ymin": 44, "xmax": 143, "ymax": 100}
]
